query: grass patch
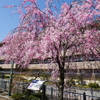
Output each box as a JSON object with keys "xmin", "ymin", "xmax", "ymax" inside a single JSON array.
[
  {"xmin": 45, "ymin": 81, "xmax": 53, "ymax": 85},
  {"xmin": 75, "ymin": 85, "xmax": 89, "ymax": 88}
]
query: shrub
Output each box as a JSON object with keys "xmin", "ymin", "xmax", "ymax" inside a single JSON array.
[
  {"xmin": 28, "ymin": 92, "xmax": 41, "ymax": 100},
  {"xmin": 88, "ymin": 83, "xmax": 99, "ymax": 88},
  {"xmin": 66, "ymin": 79, "xmax": 75, "ymax": 87},
  {"xmin": 28, "ymin": 92, "xmax": 49, "ymax": 100},
  {"xmin": 0, "ymin": 67, "xmax": 4, "ymax": 71},
  {"xmin": 11, "ymin": 93, "xmax": 25, "ymax": 100},
  {"xmin": 28, "ymin": 95, "xmax": 40, "ymax": 100},
  {"xmin": 5, "ymin": 75, "xmax": 10, "ymax": 79},
  {"xmin": 29, "ymin": 79, "xmax": 34, "ymax": 82},
  {"xmin": 29, "ymin": 92, "xmax": 42, "ymax": 99}
]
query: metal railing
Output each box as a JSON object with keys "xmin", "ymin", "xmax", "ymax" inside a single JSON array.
[
  {"xmin": 0, "ymin": 79, "xmax": 28, "ymax": 93},
  {"xmin": 46, "ymin": 87, "xmax": 100, "ymax": 100},
  {"xmin": 0, "ymin": 79, "xmax": 100, "ymax": 100}
]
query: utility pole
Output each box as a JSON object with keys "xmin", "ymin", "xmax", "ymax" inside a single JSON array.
[{"xmin": 8, "ymin": 60, "xmax": 14, "ymax": 96}]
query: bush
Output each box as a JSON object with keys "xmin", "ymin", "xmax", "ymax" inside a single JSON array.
[
  {"xmin": 28, "ymin": 92, "xmax": 49, "ymax": 100},
  {"xmin": 11, "ymin": 93, "xmax": 25, "ymax": 100},
  {"xmin": 66, "ymin": 79, "xmax": 75, "ymax": 87},
  {"xmin": 88, "ymin": 83, "xmax": 99, "ymax": 88},
  {"xmin": 32, "ymin": 92, "xmax": 42, "ymax": 98},
  {"xmin": 0, "ymin": 67, "xmax": 4, "ymax": 71},
  {"xmin": 5, "ymin": 75, "xmax": 10, "ymax": 79},
  {"xmin": 13, "ymin": 76, "xmax": 28, "ymax": 82},
  {"xmin": 28, "ymin": 95, "xmax": 40, "ymax": 100},
  {"xmin": 29, "ymin": 79, "xmax": 34, "ymax": 82}
]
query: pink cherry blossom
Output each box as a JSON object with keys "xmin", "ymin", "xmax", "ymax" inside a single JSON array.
[{"xmin": 0, "ymin": 0, "xmax": 100, "ymax": 100}]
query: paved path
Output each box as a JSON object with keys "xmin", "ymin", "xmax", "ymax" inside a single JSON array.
[
  {"xmin": 0, "ymin": 96, "xmax": 11, "ymax": 100},
  {"xmin": 0, "ymin": 91, "xmax": 11, "ymax": 100}
]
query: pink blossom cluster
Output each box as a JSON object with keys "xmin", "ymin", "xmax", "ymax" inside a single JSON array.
[{"xmin": 0, "ymin": 0, "xmax": 100, "ymax": 80}]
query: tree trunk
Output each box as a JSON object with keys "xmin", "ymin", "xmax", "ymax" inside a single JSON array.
[
  {"xmin": 58, "ymin": 68, "xmax": 64, "ymax": 100},
  {"xmin": 58, "ymin": 83, "xmax": 64, "ymax": 100}
]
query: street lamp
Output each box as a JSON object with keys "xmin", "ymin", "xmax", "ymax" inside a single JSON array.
[{"xmin": 8, "ymin": 60, "xmax": 14, "ymax": 96}]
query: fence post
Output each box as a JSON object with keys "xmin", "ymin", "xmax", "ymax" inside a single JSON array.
[
  {"xmin": 51, "ymin": 87, "xmax": 53, "ymax": 99},
  {"xmin": 83, "ymin": 92, "xmax": 86, "ymax": 100},
  {"xmin": 4, "ymin": 81, "xmax": 6, "ymax": 91},
  {"xmin": 42, "ymin": 84, "xmax": 46, "ymax": 100},
  {"xmin": 26, "ymin": 89, "xmax": 31, "ymax": 100},
  {"xmin": 0, "ymin": 80, "xmax": 1, "ymax": 89},
  {"xmin": 22, "ymin": 82, "xmax": 24, "ymax": 93}
]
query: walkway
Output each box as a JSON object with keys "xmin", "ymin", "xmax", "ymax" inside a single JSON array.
[
  {"xmin": 0, "ymin": 96, "xmax": 10, "ymax": 100},
  {"xmin": 0, "ymin": 91, "xmax": 11, "ymax": 100}
]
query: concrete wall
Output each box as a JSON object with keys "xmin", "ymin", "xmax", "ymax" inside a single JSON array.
[{"xmin": 0, "ymin": 61, "xmax": 100, "ymax": 70}]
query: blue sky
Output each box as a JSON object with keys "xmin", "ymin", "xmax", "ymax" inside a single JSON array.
[{"xmin": 0, "ymin": 0, "xmax": 73, "ymax": 42}]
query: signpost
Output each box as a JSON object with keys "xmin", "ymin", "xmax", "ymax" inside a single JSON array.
[
  {"xmin": 27, "ymin": 80, "xmax": 45, "ymax": 91},
  {"xmin": 27, "ymin": 80, "xmax": 46, "ymax": 100}
]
